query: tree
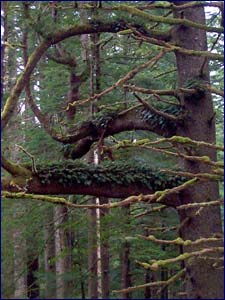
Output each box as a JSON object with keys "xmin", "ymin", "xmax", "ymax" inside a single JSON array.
[{"xmin": 2, "ymin": 1, "xmax": 224, "ymax": 299}]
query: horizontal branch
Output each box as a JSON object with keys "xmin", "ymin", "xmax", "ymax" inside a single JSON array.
[
  {"xmin": 177, "ymin": 199, "xmax": 224, "ymax": 210},
  {"xmin": 136, "ymin": 1, "xmax": 223, "ymax": 11},
  {"xmin": 142, "ymin": 146, "xmax": 223, "ymax": 168},
  {"xmin": 139, "ymin": 235, "xmax": 223, "ymax": 246},
  {"xmin": 137, "ymin": 247, "xmax": 224, "ymax": 271},
  {"xmin": 148, "ymin": 135, "xmax": 224, "ymax": 151},
  {"xmin": 1, "ymin": 163, "xmax": 196, "ymax": 204},
  {"xmin": 118, "ymin": 5, "xmax": 224, "ymax": 33},
  {"xmin": 161, "ymin": 169, "xmax": 223, "ymax": 181},
  {"xmin": 124, "ymin": 84, "xmax": 224, "ymax": 98}
]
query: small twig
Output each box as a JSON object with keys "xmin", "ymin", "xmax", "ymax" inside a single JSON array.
[{"xmin": 16, "ymin": 144, "xmax": 37, "ymax": 173}]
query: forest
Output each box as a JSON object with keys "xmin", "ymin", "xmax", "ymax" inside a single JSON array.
[{"xmin": 1, "ymin": 1, "xmax": 224, "ymax": 299}]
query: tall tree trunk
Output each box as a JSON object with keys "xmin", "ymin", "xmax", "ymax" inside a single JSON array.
[
  {"xmin": 88, "ymin": 200, "xmax": 98, "ymax": 299},
  {"xmin": 100, "ymin": 198, "xmax": 110, "ymax": 299},
  {"xmin": 173, "ymin": 3, "xmax": 224, "ymax": 298},
  {"xmin": 44, "ymin": 206, "xmax": 56, "ymax": 299},
  {"xmin": 27, "ymin": 256, "xmax": 39, "ymax": 299},
  {"xmin": 88, "ymin": 3, "xmax": 108, "ymax": 297},
  {"xmin": 54, "ymin": 205, "xmax": 72, "ymax": 298},
  {"xmin": 13, "ymin": 210, "xmax": 27, "ymax": 299}
]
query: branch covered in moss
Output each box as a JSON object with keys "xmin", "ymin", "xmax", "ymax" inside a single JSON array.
[
  {"xmin": 139, "ymin": 235, "xmax": 223, "ymax": 246},
  {"xmin": 1, "ymin": 162, "xmax": 197, "ymax": 205},
  {"xmin": 161, "ymin": 169, "xmax": 223, "ymax": 181},
  {"xmin": 177, "ymin": 199, "xmax": 224, "ymax": 210},
  {"xmin": 124, "ymin": 84, "xmax": 224, "ymax": 98},
  {"xmin": 1, "ymin": 155, "xmax": 31, "ymax": 177},
  {"xmin": 127, "ymin": 25, "xmax": 223, "ymax": 61},
  {"xmin": 113, "ymin": 268, "xmax": 186, "ymax": 294},
  {"xmin": 117, "ymin": 5, "xmax": 223, "ymax": 33},
  {"xmin": 137, "ymin": 247, "xmax": 224, "ymax": 271}
]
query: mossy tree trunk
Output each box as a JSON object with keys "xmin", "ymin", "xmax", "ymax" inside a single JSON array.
[{"xmin": 173, "ymin": 3, "xmax": 224, "ymax": 298}]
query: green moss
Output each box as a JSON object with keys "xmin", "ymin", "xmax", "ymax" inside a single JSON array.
[{"xmin": 36, "ymin": 161, "xmax": 186, "ymax": 190}]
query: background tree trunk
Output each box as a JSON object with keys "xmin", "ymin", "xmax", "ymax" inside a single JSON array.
[
  {"xmin": 121, "ymin": 205, "xmax": 132, "ymax": 299},
  {"xmin": 54, "ymin": 205, "xmax": 72, "ymax": 298},
  {"xmin": 44, "ymin": 206, "xmax": 56, "ymax": 299}
]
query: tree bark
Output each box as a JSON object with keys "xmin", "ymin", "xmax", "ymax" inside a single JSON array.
[{"xmin": 173, "ymin": 3, "xmax": 224, "ymax": 298}]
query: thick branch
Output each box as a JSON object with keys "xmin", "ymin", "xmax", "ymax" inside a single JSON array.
[
  {"xmin": 1, "ymin": 40, "xmax": 50, "ymax": 129},
  {"xmin": 1, "ymin": 155, "xmax": 32, "ymax": 177},
  {"xmin": 1, "ymin": 162, "xmax": 189, "ymax": 201}
]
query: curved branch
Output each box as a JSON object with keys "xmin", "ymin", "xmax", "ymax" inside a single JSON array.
[
  {"xmin": 1, "ymin": 20, "xmax": 153, "ymax": 130},
  {"xmin": 1, "ymin": 40, "xmax": 51, "ymax": 129}
]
